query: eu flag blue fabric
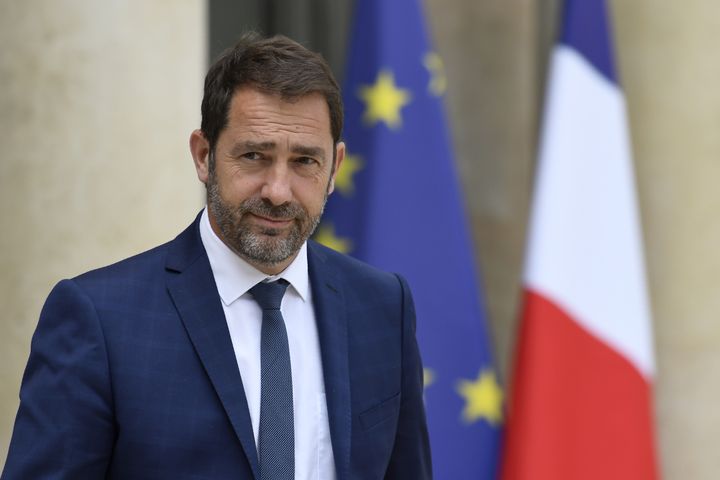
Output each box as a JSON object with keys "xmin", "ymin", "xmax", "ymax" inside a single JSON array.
[{"xmin": 315, "ymin": 0, "xmax": 502, "ymax": 477}]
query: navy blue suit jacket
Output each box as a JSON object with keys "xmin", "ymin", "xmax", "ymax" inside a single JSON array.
[{"xmin": 3, "ymin": 215, "xmax": 431, "ymax": 479}]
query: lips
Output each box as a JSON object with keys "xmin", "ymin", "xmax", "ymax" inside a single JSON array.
[{"xmin": 247, "ymin": 212, "xmax": 294, "ymax": 228}]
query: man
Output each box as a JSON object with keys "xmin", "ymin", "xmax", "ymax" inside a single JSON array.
[{"xmin": 2, "ymin": 34, "xmax": 431, "ymax": 479}]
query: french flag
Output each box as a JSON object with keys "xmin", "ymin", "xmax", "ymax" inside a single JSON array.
[{"xmin": 501, "ymin": 0, "xmax": 660, "ymax": 479}]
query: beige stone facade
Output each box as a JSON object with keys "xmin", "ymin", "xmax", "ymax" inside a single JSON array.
[{"xmin": 2, "ymin": 1, "xmax": 719, "ymax": 477}]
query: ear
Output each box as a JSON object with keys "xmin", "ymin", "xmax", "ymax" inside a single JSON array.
[
  {"xmin": 189, "ymin": 129, "xmax": 211, "ymax": 184},
  {"xmin": 327, "ymin": 141, "xmax": 346, "ymax": 195}
]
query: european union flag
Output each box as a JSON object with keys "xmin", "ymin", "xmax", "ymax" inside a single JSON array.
[{"xmin": 316, "ymin": 0, "xmax": 502, "ymax": 477}]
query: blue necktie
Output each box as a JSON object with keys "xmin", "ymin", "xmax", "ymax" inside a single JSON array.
[{"xmin": 249, "ymin": 280, "xmax": 294, "ymax": 480}]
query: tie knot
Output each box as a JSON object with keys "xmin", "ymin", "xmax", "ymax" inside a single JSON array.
[{"xmin": 249, "ymin": 280, "xmax": 289, "ymax": 311}]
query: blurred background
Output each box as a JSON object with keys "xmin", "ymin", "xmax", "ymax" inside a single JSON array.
[{"xmin": 1, "ymin": 0, "xmax": 719, "ymax": 477}]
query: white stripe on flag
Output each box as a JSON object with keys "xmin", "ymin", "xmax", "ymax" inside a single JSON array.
[{"xmin": 524, "ymin": 45, "xmax": 655, "ymax": 378}]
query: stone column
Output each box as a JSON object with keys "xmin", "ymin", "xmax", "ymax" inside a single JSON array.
[
  {"xmin": 0, "ymin": 1, "xmax": 206, "ymax": 467},
  {"xmin": 613, "ymin": 2, "xmax": 720, "ymax": 478}
]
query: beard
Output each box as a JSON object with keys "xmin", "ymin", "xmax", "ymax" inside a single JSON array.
[{"xmin": 206, "ymin": 174, "xmax": 326, "ymax": 268}]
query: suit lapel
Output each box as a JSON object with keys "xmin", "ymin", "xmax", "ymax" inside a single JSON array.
[
  {"xmin": 163, "ymin": 223, "xmax": 351, "ymax": 479},
  {"xmin": 308, "ymin": 242, "xmax": 351, "ymax": 480},
  {"xmin": 165, "ymin": 218, "xmax": 260, "ymax": 479}
]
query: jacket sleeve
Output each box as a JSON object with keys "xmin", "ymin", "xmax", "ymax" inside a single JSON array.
[
  {"xmin": 2, "ymin": 279, "xmax": 115, "ymax": 479},
  {"xmin": 384, "ymin": 274, "xmax": 433, "ymax": 479}
]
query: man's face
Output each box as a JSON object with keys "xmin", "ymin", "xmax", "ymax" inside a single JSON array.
[{"xmin": 194, "ymin": 87, "xmax": 343, "ymax": 274}]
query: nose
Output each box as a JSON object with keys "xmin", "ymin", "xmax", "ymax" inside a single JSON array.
[{"xmin": 260, "ymin": 162, "xmax": 293, "ymax": 206}]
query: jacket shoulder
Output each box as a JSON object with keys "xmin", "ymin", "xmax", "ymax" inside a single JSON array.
[
  {"xmin": 72, "ymin": 216, "xmax": 202, "ymax": 288},
  {"xmin": 72, "ymin": 240, "xmax": 172, "ymax": 288},
  {"xmin": 309, "ymin": 240, "xmax": 399, "ymax": 281},
  {"xmin": 307, "ymin": 240, "xmax": 409, "ymax": 301}
]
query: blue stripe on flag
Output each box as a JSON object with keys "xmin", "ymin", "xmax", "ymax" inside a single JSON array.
[{"xmin": 560, "ymin": 0, "xmax": 618, "ymax": 82}]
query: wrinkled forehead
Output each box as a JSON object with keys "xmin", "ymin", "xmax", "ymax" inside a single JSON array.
[{"xmin": 224, "ymin": 87, "xmax": 333, "ymax": 146}]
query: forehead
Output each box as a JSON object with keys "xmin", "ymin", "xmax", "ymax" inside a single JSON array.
[{"xmin": 224, "ymin": 87, "xmax": 332, "ymax": 143}]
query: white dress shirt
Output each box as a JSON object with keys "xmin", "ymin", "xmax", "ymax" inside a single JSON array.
[{"xmin": 199, "ymin": 208, "xmax": 336, "ymax": 479}]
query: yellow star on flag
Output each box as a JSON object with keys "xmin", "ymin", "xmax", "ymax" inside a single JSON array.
[
  {"xmin": 456, "ymin": 369, "xmax": 503, "ymax": 425},
  {"xmin": 423, "ymin": 368, "xmax": 435, "ymax": 389},
  {"xmin": 334, "ymin": 153, "xmax": 363, "ymax": 196},
  {"xmin": 314, "ymin": 223, "xmax": 352, "ymax": 254},
  {"xmin": 357, "ymin": 70, "xmax": 411, "ymax": 129},
  {"xmin": 423, "ymin": 52, "xmax": 447, "ymax": 96}
]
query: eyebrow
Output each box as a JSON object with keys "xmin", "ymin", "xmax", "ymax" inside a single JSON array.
[
  {"xmin": 292, "ymin": 145, "xmax": 326, "ymax": 160},
  {"xmin": 230, "ymin": 141, "xmax": 326, "ymax": 160},
  {"xmin": 230, "ymin": 141, "xmax": 275, "ymax": 156}
]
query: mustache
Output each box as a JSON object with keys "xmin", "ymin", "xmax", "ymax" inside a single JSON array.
[{"xmin": 240, "ymin": 198, "xmax": 305, "ymax": 220}]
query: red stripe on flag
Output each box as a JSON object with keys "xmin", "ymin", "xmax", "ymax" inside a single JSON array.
[{"xmin": 501, "ymin": 289, "xmax": 658, "ymax": 480}]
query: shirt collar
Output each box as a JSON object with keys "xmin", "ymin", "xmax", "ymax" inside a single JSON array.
[{"xmin": 199, "ymin": 207, "xmax": 310, "ymax": 306}]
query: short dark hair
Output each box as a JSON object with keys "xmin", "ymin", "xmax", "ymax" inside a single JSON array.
[{"xmin": 201, "ymin": 33, "xmax": 343, "ymax": 153}]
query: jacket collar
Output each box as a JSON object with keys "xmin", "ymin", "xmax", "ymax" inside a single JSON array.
[
  {"xmin": 164, "ymin": 215, "xmax": 352, "ymax": 480},
  {"xmin": 308, "ymin": 241, "xmax": 351, "ymax": 480},
  {"xmin": 165, "ymin": 213, "xmax": 260, "ymax": 478}
]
